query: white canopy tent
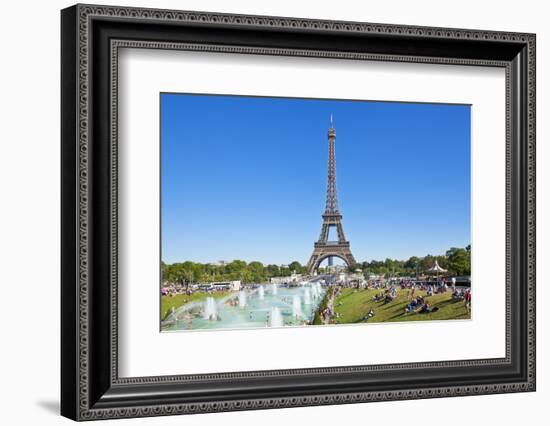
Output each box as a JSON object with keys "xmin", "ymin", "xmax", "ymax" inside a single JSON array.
[{"xmin": 427, "ymin": 260, "xmax": 447, "ymax": 283}]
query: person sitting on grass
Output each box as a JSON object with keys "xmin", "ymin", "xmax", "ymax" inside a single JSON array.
[
  {"xmin": 364, "ymin": 308, "xmax": 375, "ymax": 322},
  {"xmin": 452, "ymin": 288, "xmax": 464, "ymax": 301},
  {"xmin": 416, "ymin": 301, "xmax": 440, "ymax": 314},
  {"xmin": 417, "ymin": 302, "xmax": 431, "ymax": 313},
  {"xmin": 382, "ymin": 286, "xmax": 397, "ymax": 304},
  {"xmin": 404, "ymin": 301, "xmax": 417, "ymax": 314},
  {"xmin": 404, "ymin": 296, "xmax": 424, "ymax": 314},
  {"xmin": 372, "ymin": 292, "xmax": 384, "ymax": 302}
]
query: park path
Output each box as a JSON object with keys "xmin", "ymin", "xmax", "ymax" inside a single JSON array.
[{"xmin": 323, "ymin": 288, "xmax": 336, "ymax": 325}]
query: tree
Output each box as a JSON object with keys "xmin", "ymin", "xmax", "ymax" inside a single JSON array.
[
  {"xmin": 447, "ymin": 247, "xmax": 470, "ymax": 275},
  {"xmin": 404, "ymin": 256, "xmax": 420, "ymax": 269},
  {"xmin": 266, "ymin": 264, "xmax": 281, "ymax": 277},
  {"xmin": 419, "ymin": 255, "xmax": 434, "ymax": 272},
  {"xmin": 160, "ymin": 243, "xmax": 472, "ymax": 285},
  {"xmin": 248, "ymin": 261, "xmax": 266, "ymax": 283},
  {"xmin": 248, "ymin": 261, "xmax": 264, "ymax": 273},
  {"xmin": 288, "ymin": 261, "xmax": 307, "ymax": 275},
  {"xmin": 348, "ymin": 262, "xmax": 362, "ymax": 273}
]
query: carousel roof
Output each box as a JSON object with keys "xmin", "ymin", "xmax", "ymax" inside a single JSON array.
[{"xmin": 427, "ymin": 260, "xmax": 447, "ymax": 273}]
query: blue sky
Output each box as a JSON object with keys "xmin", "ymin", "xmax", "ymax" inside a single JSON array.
[{"xmin": 161, "ymin": 93, "xmax": 471, "ymax": 265}]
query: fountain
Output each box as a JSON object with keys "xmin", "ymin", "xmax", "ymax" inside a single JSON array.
[
  {"xmin": 270, "ymin": 307, "xmax": 283, "ymax": 327},
  {"xmin": 310, "ymin": 283, "xmax": 319, "ymax": 299},
  {"xmin": 162, "ymin": 280, "xmax": 328, "ymax": 332},
  {"xmin": 238, "ymin": 290, "xmax": 247, "ymax": 308},
  {"xmin": 314, "ymin": 282, "xmax": 323, "ymax": 298},
  {"xmin": 292, "ymin": 294, "xmax": 303, "ymax": 318},
  {"xmin": 203, "ymin": 297, "xmax": 217, "ymax": 320},
  {"xmin": 304, "ymin": 287, "xmax": 312, "ymax": 305}
]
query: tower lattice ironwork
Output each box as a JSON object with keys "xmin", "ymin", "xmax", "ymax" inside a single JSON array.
[{"xmin": 306, "ymin": 116, "xmax": 356, "ymax": 274}]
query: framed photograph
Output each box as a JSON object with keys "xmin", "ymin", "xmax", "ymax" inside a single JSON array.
[{"xmin": 61, "ymin": 4, "xmax": 536, "ymax": 421}]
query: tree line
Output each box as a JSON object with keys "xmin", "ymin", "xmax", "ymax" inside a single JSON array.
[
  {"xmin": 161, "ymin": 260, "xmax": 308, "ymax": 286},
  {"xmin": 352, "ymin": 245, "xmax": 471, "ymax": 277},
  {"xmin": 162, "ymin": 245, "xmax": 470, "ymax": 285}
]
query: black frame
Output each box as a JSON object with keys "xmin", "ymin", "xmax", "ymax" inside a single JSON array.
[{"xmin": 61, "ymin": 4, "xmax": 536, "ymax": 421}]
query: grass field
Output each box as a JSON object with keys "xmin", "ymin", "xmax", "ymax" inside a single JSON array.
[
  {"xmin": 333, "ymin": 288, "xmax": 470, "ymax": 324},
  {"xmin": 161, "ymin": 291, "xmax": 231, "ymax": 321}
]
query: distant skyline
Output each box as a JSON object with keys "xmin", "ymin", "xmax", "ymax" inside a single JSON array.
[{"xmin": 161, "ymin": 93, "xmax": 471, "ymax": 265}]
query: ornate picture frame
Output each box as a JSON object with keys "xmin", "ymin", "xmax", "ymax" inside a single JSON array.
[{"xmin": 61, "ymin": 4, "xmax": 536, "ymax": 421}]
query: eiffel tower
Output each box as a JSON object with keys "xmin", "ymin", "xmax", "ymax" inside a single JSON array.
[{"xmin": 306, "ymin": 116, "xmax": 356, "ymax": 274}]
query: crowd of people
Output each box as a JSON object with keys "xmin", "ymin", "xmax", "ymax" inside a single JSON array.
[
  {"xmin": 164, "ymin": 275, "xmax": 472, "ymax": 328},
  {"xmin": 365, "ymin": 277, "xmax": 472, "ymax": 319},
  {"xmin": 404, "ymin": 295, "xmax": 439, "ymax": 314}
]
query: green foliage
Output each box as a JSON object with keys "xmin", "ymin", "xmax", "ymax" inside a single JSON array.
[
  {"xmin": 162, "ymin": 245, "xmax": 471, "ymax": 285},
  {"xmin": 347, "ymin": 262, "xmax": 363, "ymax": 272},
  {"xmin": 446, "ymin": 247, "xmax": 471, "ymax": 275},
  {"xmin": 288, "ymin": 261, "xmax": 307, "ymax": 275},
  {"xmin": 161, "ymin": 259, "xmax": 308, "ymax": 285},
  {"xmin": 361, "ymin": 245, "xmax": 471, "ymax": 278}
]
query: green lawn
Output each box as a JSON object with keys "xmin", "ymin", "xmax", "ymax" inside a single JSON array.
[
  {"xmin": 333, "ymin": 288, "xmax": 470, "ymax": 324},
  {"xmin": 161, "ymin": 291, "xmax": 231, "ymax": 321}
]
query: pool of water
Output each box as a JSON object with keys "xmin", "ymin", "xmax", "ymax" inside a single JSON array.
[{"xmin": 162, "ymin": 283, "xmax": 326, "ymax": 332}]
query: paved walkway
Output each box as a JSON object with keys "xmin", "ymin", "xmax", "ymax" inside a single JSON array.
[{"xmin": 323, "ymin": 288, "xmax": 336, "ymax": 325}]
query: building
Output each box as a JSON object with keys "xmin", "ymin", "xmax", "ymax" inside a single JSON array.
[
  {"xmin": 269, "ymin": 272, "xmax": 303, "ymax": 285},
  {"xmin": 333, "ymin": 271, "xmax": 366, "ymax": 287},
  {"xmin": 212, "ymin": 280, "xmax": 241, "ymax": 291},
  {"xmin": 197, "ymin": 280, "xmax": 241, "ymax": 291}
]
